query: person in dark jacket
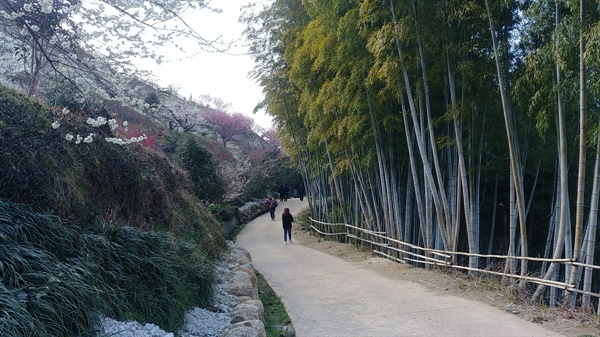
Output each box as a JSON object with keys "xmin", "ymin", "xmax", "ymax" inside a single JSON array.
[
  {"xmin": 282, "ymin": 207, "xmax": 294, "ymax": 245},
  {"xmin": 268, "ymin": 197, "xmax": 278, "ymax": 221},
  {"xmin": 298, "ymin": 183, "xmax": 305, "ymax": 201},
  {"xmin": 282, "ymin": 184, "xmax": 290, "ymax": 201}
]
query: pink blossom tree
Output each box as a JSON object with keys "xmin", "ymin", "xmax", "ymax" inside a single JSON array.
[{"xmin": 203, "ymin": 109, "xmax": 254, "ymax": 148}]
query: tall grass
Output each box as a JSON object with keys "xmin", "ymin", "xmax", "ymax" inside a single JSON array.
[{"xmin": 0, "ymin": 201, "xmax": 216, "ymax": 336}]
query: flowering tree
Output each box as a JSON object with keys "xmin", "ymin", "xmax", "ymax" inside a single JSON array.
[
  {"xmin": 202, "ymin": 122, "xmax": 281, "ymax": 202},
  {"xmin": 140, "ymin": 88, "xmax": 211, "ymax": 151},
  {"xmin": 258, "ymin": 126, "xmax": 281, "ymax": 150},
  {"xmin": 0, "ymin": 0, "xmax": 224, "ymax": 98},
  {"xmin": 203, "ymin": 108, "xmax": 254, "ymax": 147}
]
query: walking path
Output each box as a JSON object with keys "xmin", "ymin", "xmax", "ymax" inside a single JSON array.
[{"xmin": 236, "ymin": 198, "xmax": 563, "ymax": 337}]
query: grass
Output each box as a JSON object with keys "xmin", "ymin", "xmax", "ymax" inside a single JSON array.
[
  {"xmin": 256, "ymin": 271, "xmax": 295, "ymax": 337},
  {"xmin": 0, "ymin": 201, "xmax": 217, "ymax": 337}
]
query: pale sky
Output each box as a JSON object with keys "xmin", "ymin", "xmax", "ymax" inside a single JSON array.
[{"xmin": 135, "ymin": 0, "xmax": 272, "ymax": 129}]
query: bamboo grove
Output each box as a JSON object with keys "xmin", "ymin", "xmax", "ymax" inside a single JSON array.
[{"xmin": 243, "ymin": 0, "xmax": 600, "ymax": 311}]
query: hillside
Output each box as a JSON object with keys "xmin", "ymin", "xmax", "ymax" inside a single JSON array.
[{"xmin": 0, "ymin": 85, "xmax": 228, "ymax": 336}]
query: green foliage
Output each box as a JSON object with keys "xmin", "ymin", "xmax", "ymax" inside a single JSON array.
[
  {"xmin": 256, "ymin": 271, "xmax": 294, "ymax": 337},
  {"xmin": 208, "ymin": 203, "xmax": 239, "ymax": 222},
  {"xmin": 176, "ymin": 136, "xmax": 225, "ymax": 203},
  {"xmin": 0, "ymin": 85, "xmax": 225, "ymax": 257},
  {"xmin": 0, "ymin": 87, "xmax": 67, "ymax": 207},
  {"xmin": 90, "ymin": 226, "xmax": 215, "ymax": 332},
  {"xmin": 295, "ymin": 208, "xmax": 312, "ymax": 230},
  {"xmin": 45, "ymin": 81, "xmax": 85, "ymax": 112},
  {"xmin": 144, "ymin": 91, "xmax": 161, "ymax": 107},
  {"xmin": 0, "ymin": 201, "xmax": 216, "ymax": 337}
]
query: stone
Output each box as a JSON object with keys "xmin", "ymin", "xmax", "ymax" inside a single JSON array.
[
  {"xmin": 225, "ymin": 282, "xmax": 258, "ymax": 300},
  {"xmin": 219, "ymin": 320, "xmax": 266, "ymax": 337},
  {"xmin": 234, "ymin": 267, "xmax": 258, "ymax": 287},
  {"xmin": 229, "ymin": 301, "xmax": 264, "ymax": 322}
]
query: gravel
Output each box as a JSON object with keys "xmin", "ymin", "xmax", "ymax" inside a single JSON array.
[
  {"xmin": 94, "ymin": 242, "xmax": 246, "ymax": 337},
  {"xmin": 96, "ymin": 307, "xmax": 232, "ymax": 337}
]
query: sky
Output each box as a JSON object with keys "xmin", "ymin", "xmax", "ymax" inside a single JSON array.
[{"xmin": 135, "ymin": 0, "xmax": 273, "ymax": 129}]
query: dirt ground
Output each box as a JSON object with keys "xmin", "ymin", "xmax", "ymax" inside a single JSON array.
[{"xmin": 292, "ymin": 224, "xmax": 600, "ymax": 337}]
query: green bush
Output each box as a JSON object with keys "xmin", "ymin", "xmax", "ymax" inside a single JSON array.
[
  {"xmin": 0, "ymin": 201, "xmax": 216, "ymax": 336},
  {"xmin": 0, "ymin": 86, "xmax": 67, "ymax": 208},
  {"xmin": 176, "ymin": 136, "xmax": 225, "ymax": 203},
  {"xmin": 208, "ymin": 203, "xmax": 239, "ymax": 222}
]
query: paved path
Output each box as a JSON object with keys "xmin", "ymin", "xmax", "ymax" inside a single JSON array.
[{"xmin": 236, "ymin": 198, "xmax": 563, "ymax": 337}]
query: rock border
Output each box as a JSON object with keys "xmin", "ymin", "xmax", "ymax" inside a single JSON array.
[{"xmin": 213, "ymin": 241, "xmax": 268, "ymax": 337}]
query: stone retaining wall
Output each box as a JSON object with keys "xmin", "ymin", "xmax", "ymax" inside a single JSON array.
[
  {"xmin": 223, "ymin": 201, "xmax": 270, "ymax": 236},
  {"xmin": 215, "ymin": 241, "xmax": 292, "ymax": 337}
]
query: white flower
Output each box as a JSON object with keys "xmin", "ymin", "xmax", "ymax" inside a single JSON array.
[
  {"xmin": 105, "ymin": 137, "xmax": 127, "ymax": 145},
  {"xmin": 122, "ymin": 121, "xmax": 128, "ymax": 127},
  {"xmin": 83, "ymin": 134, "xmax": 93, "ymax": 143},
  {"xmin": 108, "ymin": 119, "xmax": 118, "ymax": 131},
  {"xmin": 65, "ymin": 134, "xmax": 74, "ymax": 141},
  {"xmin": 75, "ymin": 134, "xmax": 82, "ymax": 144},
  {"xmin": 86, "ymin": 116, "xmax": 108, "ymax": 127},
  {"xmin": 40, "ymin": 0, "xmax": 54, "ymax": 14},
  {"xmin": 51, "ymin": 121, "xmax": 60, "ymax": 129},
  {"xmin": 61, "ymin": 108, "xmax": 70, "ymax": 115},
  {"xmin": 30, "ymin": 25, "xmax": 40, "ymax": 32}
]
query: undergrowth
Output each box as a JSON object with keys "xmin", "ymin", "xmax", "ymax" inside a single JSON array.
[
  {"xmin": 256, "ymin": 271, "xmax": 294, "ymax": 337},
  {"xmin": 0, "ymin": 201, "xmax": 216, "ymax": 336}
]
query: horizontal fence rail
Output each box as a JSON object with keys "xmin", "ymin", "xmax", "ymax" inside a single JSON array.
[{"xmin": 307, "ymin": 217, "xmax": 600, "ymax": 298}]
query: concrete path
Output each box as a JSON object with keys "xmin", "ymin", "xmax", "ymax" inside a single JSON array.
[{"xmin": 236, "ymin": 198, "xmax": 563, "ymax": 337}]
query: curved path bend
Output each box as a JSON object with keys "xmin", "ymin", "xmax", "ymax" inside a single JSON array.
[{"xmin": 236, "ymin": 198, "xmax": 562, "ymax": 337}]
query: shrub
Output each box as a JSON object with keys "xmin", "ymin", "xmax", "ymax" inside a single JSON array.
[
  {"xmin": 176, "ymin": 135, "xmax": 225, "ymax": 203},
  {"xmin": 0, "ymin": 86, "xmax": 67, "ymax": 208},
  {"xmin": 208, "ymin": 203, "xmax": 239, "ymax": 222}
]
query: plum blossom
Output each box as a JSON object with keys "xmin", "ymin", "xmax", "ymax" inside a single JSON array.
[
  {"xmin": 83, "ymin": 134, "xmax": 94, "ymax": 143},
  {"xmin": 108, "ymin": 119, "xmax": 118, "ymax": 131},
  {"xmin": 40, "ymin": 0, "xmax": 54, "ymax": 14},
  {"xmin": 51, "ymin": 121, "xmax": 60, "ymax": 129},
  {"xmin": 86, "ymin": 116, "xmax": 107, "ymax": 127},
  {"xmin": 65, "ymin": 134, "xmax": 74, "ymax": 141},
  {"xmin": 105, "ymin": 134, "xmax": 147, "ymax": 145}
]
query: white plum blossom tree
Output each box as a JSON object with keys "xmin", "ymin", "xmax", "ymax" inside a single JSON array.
[{"xmin": 0, "ymin": 0, "xmax": 225, "ymax": 98}]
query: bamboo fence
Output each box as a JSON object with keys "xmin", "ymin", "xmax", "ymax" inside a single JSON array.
[{"xmin": 307, "ymin": 217, "xmax": 600, "ymax": 298}]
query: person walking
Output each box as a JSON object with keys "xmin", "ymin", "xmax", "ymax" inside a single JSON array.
[
  {"xmin": 282, "ymin": 207, "xmax": 294, "ymax": 245},
  {"xmin": 283, "ymin": 184, "xmax": 290, "ymax": 201},
  {"xmin": 298, "ymin": 183, "xmax": 305, "ymax": 201},
  {"xmin": 268, "ymin": 197, "xmax": 278, "ymax": 221}
]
